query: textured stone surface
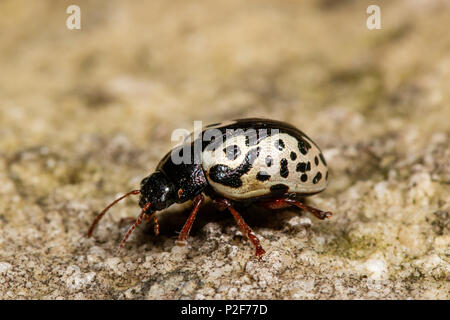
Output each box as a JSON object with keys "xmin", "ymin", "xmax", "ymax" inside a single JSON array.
[{"xmin": 0, "ymin": 0, "xmax": 449, "ymax": 299}]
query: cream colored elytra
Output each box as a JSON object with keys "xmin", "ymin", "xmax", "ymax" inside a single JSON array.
[{"xmin": 202, "ymin": 132, "xmax": 328, "ymax": 200}]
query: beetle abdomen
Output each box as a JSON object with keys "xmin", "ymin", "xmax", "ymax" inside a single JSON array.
[{"xmin": 200, "ymin": 119, "xmax": 328, "ymax": 200}]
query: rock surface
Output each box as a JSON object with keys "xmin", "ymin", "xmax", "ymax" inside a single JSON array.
[{"xmin": 0, "ymin": 0, "xmax": 448, "ymax": 299}]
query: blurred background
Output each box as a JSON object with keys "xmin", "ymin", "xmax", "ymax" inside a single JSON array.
[{"xmin": 0, "ymin": 0, "xmax": 448, "ymax": 299}]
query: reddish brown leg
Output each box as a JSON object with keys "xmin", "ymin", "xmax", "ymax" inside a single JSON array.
[
  {"xmin": 259, "ymin": 198, "xmax": 332, "ymax": 220},
  {"xmin": 258, "ymin": 198, "xmax": 291, "ymax": 210},
  {"xmin": 215, "ymin": 198, "xmax": 266, "ymax": 259},
  {"xmin": 119, "ymin": 214, "xmax": 160, "ymax": 236},
  {"xmin": 152, "ymin": 216, "xmax": 160, "ymax": 236},
  {"xmin": 176, "ymin": 194, "xmax": 204, "ymax": 245},
  {"xmin": 117, "ymin": 202, "xmax": 154, "ymax": 254}
]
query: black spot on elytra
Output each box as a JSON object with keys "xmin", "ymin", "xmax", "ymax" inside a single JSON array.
[
  {"xmin": 296, "ymin": 162, "xmax": 306, "ymax": 172},
  {"xmin": 296, "ymin": 161, "xmax": 311, "ymax": 173},
  {"xmin": 301, "ymin": 174, "xmax": 308, "ymax": 182},
  {"xmin": 314, "ymin": 156, "xmax": 319, "ymax": 166},
  {"xmin": 280, "ymin": 158, "xmax": 289, "ymax": 178},
  {"xmin": 290, "ymin": 152, "xmax": 297, "ymax": 161},
  {"xmin": 265, "ymin": 155, "xmax": 273, "ymax": 167},
  {"xmin": 325, "ymin": 171, "xmax": 328, "ymax": 180},
  {"xmin": 223, "ymin": 145, "xmax": 241, "ymax": 161},
  {"xmin": 298, "ymin": 138, "xmax": 311, "ymax": 155},
  {"xmin": 319, "ymin": 153, "xmax": 327, "ymax": 166},
  {"xmin": 256, "ymin": 171, "xmax": 271, "ymax": 181},
  {"xmin": 209, "ymin": 147, "xmax": 260, "ymax": 188},
  {"xmin": 313, "ymin": 172, "xmax": 322, "ymax": 184},
  {"xmin": 270, "ymin": 184, "xmax": 289, "ymax": 195},
  {"xmin": 275, "ymin": 139, "xmax": 285, "ymax": 151}
]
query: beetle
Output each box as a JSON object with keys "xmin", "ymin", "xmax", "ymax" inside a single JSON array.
[{"xmin": 87, "ymin": 118, "xmax": 332, "ymax": 258}]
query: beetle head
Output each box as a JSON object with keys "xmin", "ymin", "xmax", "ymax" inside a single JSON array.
[
  {"xmin": 139, "ymin": 171, "xmax": 175, "ymax": 212},
  {"xmin": 88, "ymin": 171, "xmax": 175, "ymax": 252}
]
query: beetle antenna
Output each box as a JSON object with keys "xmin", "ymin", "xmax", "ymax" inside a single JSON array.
[
  {"xmin": 116, "ymin": 202, "xmax": 153, "ymax": 254},
  {"xmin": 87, "ymin": 190, "xmax": 141, "ymax": 237}
]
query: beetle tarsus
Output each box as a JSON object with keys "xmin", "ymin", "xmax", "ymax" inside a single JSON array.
[
  {"xmin": 214, "ymin": 197, "xmax": 266, "ymax": 259},
  {"xmin": 260, "ymin": 198, "xmax": 333, "ymax": 220},
  {"xmin": 152, "ymin": 216, "xmax": 160, "ymax": 236},
  {"xmin": 116, "ymin": 202, "xmax": 152, "ymax": 253},
  {"xmin": 175, "ymin": 240, "xmax": 188, "ymax": 247},
  {"xmin": 119, "ymin": 214, "xmax": 160, "ymax": 235}
]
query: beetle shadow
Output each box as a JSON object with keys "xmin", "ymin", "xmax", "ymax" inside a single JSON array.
[{"xmin": 134, "ymin": 198, "xmax": 307, "ymax": 247}]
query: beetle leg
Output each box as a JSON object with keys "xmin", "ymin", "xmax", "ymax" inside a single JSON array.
[
  {"xmin": 214, "ymin": 198, "xmax": 266, "ymax": 259},
  {"xmin": 119, "ymin": 214, "xmax": 159, "ymax": 236},
  {"xmin": 152, "ymin": 216, "xmax": 160, "ymax": 236},
  {"xmin": 257, "ymin": 198, "xmax": 291, "ymax": 210},
  {"xmin": 259, "ymin": 198, "xmax": 332, "ymax": 220},
  {"xmin": 284, "ymin": 198, "xmax": 333, "ymax": 219},
  {"xmin": 176, "ymin": 194, "xmax": 204, "ymax": 245},
  {"xmin": 117, "ymin": 202, "xmax": 153, "ymax": 254}
]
